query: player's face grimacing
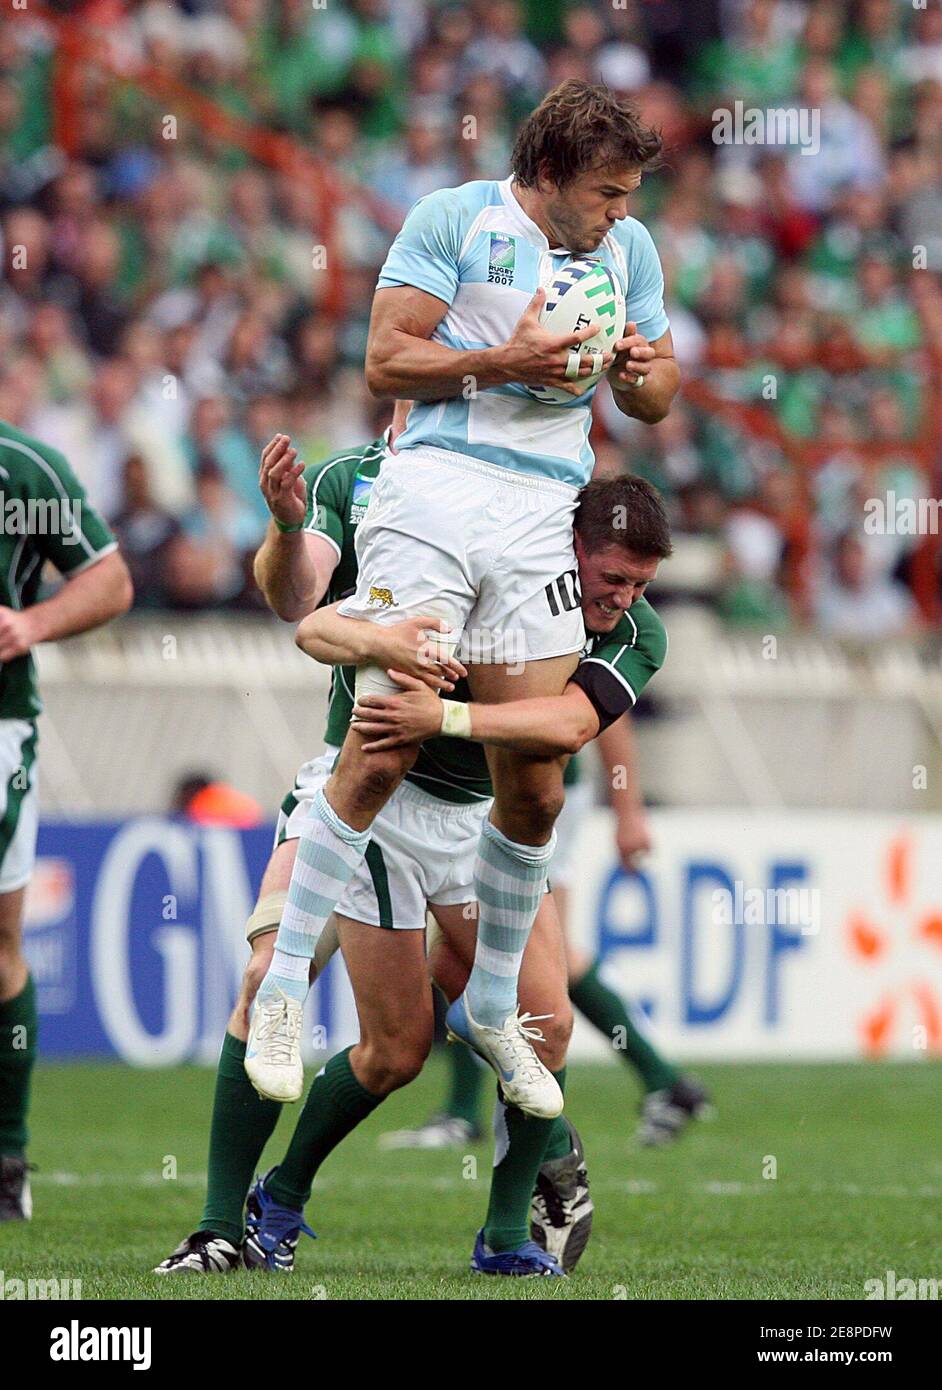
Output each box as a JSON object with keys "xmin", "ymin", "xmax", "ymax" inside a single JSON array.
[
  {"xmin": 575, "ymin": 538, "xmax": 659, "ymax": 634},
  {"xmin": 541, "ymin": 165, "xmax": 643, "ymax": 254}
]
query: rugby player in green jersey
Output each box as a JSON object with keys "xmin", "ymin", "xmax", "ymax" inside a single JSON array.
[
  {"xmin": 156, "ymin": 413, "xmax": 672, "ymax": 1276},
  {"xmin": 381, "ymin": 714, "xmax": 711, "ymax": 1154},
  {"xmin": 0, "ymin": 421, "xmax": 132, "ymax": 1221}
]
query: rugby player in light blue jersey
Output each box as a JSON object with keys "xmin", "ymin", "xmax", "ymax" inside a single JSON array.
[{"xmin": 247, "ymin": 79, "xmax": 680, "ymax": 1120}]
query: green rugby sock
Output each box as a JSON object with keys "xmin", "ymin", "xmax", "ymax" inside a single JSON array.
[
  {"xmin": 0, "ymin": 975, "xmax": 37, "ymax": 1158},
  {"xmin": 198, "ymin": 1032, "xmax": 282, "ymax": 1245},
  {"xmin": 570, "ymin": 960, "xmax": 678, "ymax": 1093},
  {"xmin": 266, "ymin": 1047, "xmax": 383, "ymax": 1209},
  {"xmin": 542, "ymin": 1113, "xmax": 572, "ymax": 1163},
  {"xmin": 445, "ymin": 1037, "xmax": 485, "ymax": 1127},
  {"xmin": 483, "ymin": 1067, "xmax": 566, "ymax": 1254}
]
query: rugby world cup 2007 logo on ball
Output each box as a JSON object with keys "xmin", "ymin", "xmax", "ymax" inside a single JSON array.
[{"xmin": 526, "ymin": 258, "xmax": 626, "ymax": 405}]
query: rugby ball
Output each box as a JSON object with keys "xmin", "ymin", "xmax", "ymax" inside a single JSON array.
[{"xmin": 526, "ymin": 257, "xmax": 626, "ymax": 405}]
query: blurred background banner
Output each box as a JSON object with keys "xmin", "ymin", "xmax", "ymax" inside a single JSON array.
[{"xmin": 26, "ymin": 809, "xmax": 942, "ymax": 1063}]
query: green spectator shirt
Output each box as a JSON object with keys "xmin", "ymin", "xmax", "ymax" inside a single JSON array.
[
  {"xmin": 0, "ymin": 420, "xmax": 117, "ymax": 719},
  {"xmin": 301, "ymin": 438, "xmax": 667, "ymax": 804}
]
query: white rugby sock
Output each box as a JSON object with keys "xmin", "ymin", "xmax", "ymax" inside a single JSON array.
[
  {"xmin": 258, "ymin": 789, "xmax": 371, "ymax": 1004},
  {"xmin": 465, "ymin": 820, "xmax": 556, "ymax": 1030}
]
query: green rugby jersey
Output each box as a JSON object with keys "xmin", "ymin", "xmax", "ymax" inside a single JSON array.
[
  {"xmin": 302, "ymin": 435, "xmax": 387, "ymax": 750},
  {"xmin": 0, "ymin": 419, "xmax": 117, "ymax": 719},
  {"xmin": 406, "ymin": 599, "xmax": 668, "ymax": 802},
  {"xmin": 306, "ymin": 439, "xmax": 667, "ymax": 803}
]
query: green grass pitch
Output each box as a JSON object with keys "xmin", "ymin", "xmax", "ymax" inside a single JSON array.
[{"xmin": 4, "ymin": 1057, "xmax": 939, "ymax": 1300}]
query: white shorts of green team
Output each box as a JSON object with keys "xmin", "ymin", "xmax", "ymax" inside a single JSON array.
[
  {"xmin": 337, "ymin": 444, "xmax": 586, "ymax": 681},
  {"xmin": 0, "ymin": 718, "xmax": 39, "ymax": 894},
  {"xmin": 271, "ymin": 747, "xmax": 590, "ymax": 936},
  {"xmin": 549, "ymin": 778, "xmax": 594, "ymax": 891},
  {"xmin": 274, "ymin": 747, "xmax": 491, "ymax": 931}
]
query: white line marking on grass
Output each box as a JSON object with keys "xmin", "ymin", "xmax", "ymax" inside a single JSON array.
[{"xmin": 32, "ymin": 1173, "xmax": 942, "ymax": 1200}]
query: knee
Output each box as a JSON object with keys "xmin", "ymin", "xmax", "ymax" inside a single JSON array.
[
  {"xmin": 500, "ymin": 782, "xmax": 565, "ymax": 844},
  {"xmin": 348, "ymin": 750, "xmax": 413, "ymax": 813},
  {"xmin": 532, "ymin": 784, "xmax": 566, "ymax": 838},
  {"xmin": 241, "ymin": 941, "xmax": 274, "ymax": 1001},
  {"xmin": 356, "ymin": 1027, "xmax": 431, "ymax": 1096},
  {"xmin": 537, "ymin": 1002, "xmax": 573, "ymax": 1072}
]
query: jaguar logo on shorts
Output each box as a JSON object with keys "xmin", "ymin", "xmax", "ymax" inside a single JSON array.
[
  {"xmin": 367, "ymin": 585, "xmax": 398, "ymax": 609},
  {"xmin": 487, "ymin": 232, "xmax": 516, "ymax": 286}
]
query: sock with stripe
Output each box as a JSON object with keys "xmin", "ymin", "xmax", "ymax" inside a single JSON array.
[
  {"xmin": 570, "ymin": 959, "xmax": 679, "ymax": 1093},
  {"xmin": 0, "ymin": 975, "xmax": 37, "ymax": 1157},
  {"xmin": 445, "ymin": 1033, "xmax": 486, "ymax": 1128},
  {"xmin": 198, "ymin": 1032, "xmax": 282, "ymax": 1245},
  {"xmin": 266, "ymin": 1047, "xmax": 383, "ymax": 1209},
  {"xmin": 483, "ymin": 1067, "xmax": 566, "ymax": 1253},
  {"xmin": 465, "ymin": 820, "xmax": 556, "ymax": 1030},
  {"xmin": 258, "ymin": 789, "xmax": 371, "ymax": 1004}
]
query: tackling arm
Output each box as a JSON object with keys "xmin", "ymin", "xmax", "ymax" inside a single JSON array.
[
  {"xmin": 296, "ymin": 604, "xmax": 466, "ymax": 691},
  {"xmin": 354, "ymin": 674, "xmax": 602, "ymax": 757}
]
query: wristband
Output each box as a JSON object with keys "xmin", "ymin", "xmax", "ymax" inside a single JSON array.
[
  {"xmin": 274, "ymin": 517, "xmax": 305, "ymax": 533},
  {"xmin": 440, "ymin": 699, "xmax": 473, "ymax": 739}
]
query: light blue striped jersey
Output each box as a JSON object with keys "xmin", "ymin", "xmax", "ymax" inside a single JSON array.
[{"xmin": 377, "ymin": 176, "xmax": 669, "ymax": 487}]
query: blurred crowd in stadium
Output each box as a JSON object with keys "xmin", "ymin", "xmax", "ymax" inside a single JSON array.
[{"xmin": 0, "ymin": 0, "xmax": 939, "ymax": 636}]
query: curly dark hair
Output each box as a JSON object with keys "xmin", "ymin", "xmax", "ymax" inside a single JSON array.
[
  {"xmin": 512, "ymin": 80, "xmax": 664, "ymax": 189},
  {"xmin": 575, "ymin": 475, "xmax": 673, "ymax": 560}
]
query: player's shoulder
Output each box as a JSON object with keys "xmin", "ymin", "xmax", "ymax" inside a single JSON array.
[
  {"xmin": 0, "ymin": 418, "xmax": 75, "ymax": 491},
  {"xmin": 623, "ymin": 595, "xmax": 668, "ymax": 665},
  {"xmin": 302, "ymin": 436, "xmax": 386, "ymax": 498},
  {"xmin": 404, "ymin": 179, "xmax": 505, "ymax": 227},
  {"xmin": 603, "ymin": 215, "xmax": 662, "ymax": 278}
]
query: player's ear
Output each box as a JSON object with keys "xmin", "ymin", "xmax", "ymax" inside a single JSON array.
[{"xmin": 536, "ymin": 159, "xmax": 557, "ymax": 195}]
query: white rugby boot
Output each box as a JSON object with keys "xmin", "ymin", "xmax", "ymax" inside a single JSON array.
[
  {"xmin": 244, "ymin": 989, "xmax": 304, "ymax": 1102},
  {"xmin": 445, "ymin": 993, "xmax": 563, "ymax": 1119}
]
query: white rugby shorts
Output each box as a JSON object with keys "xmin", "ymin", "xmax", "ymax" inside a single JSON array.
[
  {"xmin": 275, "ymin": 747, "xmax": 491, "ymax": 931},
  {"xmin": 548, "ymin": 778, "xmax": 594, "ymax": 890},
  {"xmin": 0, "ymin": 718, "xmax": 39, "ymax": 894},
  {"xmin": 337, "ymin": 445, "xmax": 586, "ymax": 664}
]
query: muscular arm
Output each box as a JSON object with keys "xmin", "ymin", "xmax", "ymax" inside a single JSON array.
[
  {"xmin": 296, "ymin": 601, "xmax": 384, "ymax": 666},
  {"xmin": 365, "ymin": 285, "xmax": 609, "ymax": 401},
  {"xmin": 253, "ymin": 525, "xmax": 338, "ymax": 622},
  {"xmin": 296, "ymin": 603, "xmax": 465, "ymax": 690},
  {"xmin": 354, "ymin": 674, "xmax": 602, "ymax": 757},
  {"xmin": 608, "ymin": 326, "xmax": 680, "ymax": 425},
  {"xmin": 0, "ymin": 550, "xmax": 133, "ymax": 661},
  {"xmin": 366, "ymin": 287, "xmax": 509, "ymax": 400},
  {"xmin": 466, "ymin": 684, "xmax": 601, "ymax": 756}
]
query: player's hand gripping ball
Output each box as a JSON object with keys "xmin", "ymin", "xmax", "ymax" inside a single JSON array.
[{"xmin": 526, "ymin": 257, "xmax": 626, "ymax": 405}]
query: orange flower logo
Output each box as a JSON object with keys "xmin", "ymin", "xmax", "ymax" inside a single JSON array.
[{"xmin": 847, "ymin": 834, "xmax": 942, "ymax": 1056}]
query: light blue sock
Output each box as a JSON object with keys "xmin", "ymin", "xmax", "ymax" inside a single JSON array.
[
  {"xmin": 465, "ymin": 820, "xmax": 556, "ymax": 1029},
  {"xmin": 258, "ymin": 789, "xmax": 371, "ymax": 1004}
]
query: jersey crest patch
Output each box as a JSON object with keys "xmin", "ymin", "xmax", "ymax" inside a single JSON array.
[
  {"xmin": 350, "ymin": 474, "xmax": 375, "ymax": 522},
  {"xmin": 487, "ymin": 233, "xmax": 516, "ymax": 285}
]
